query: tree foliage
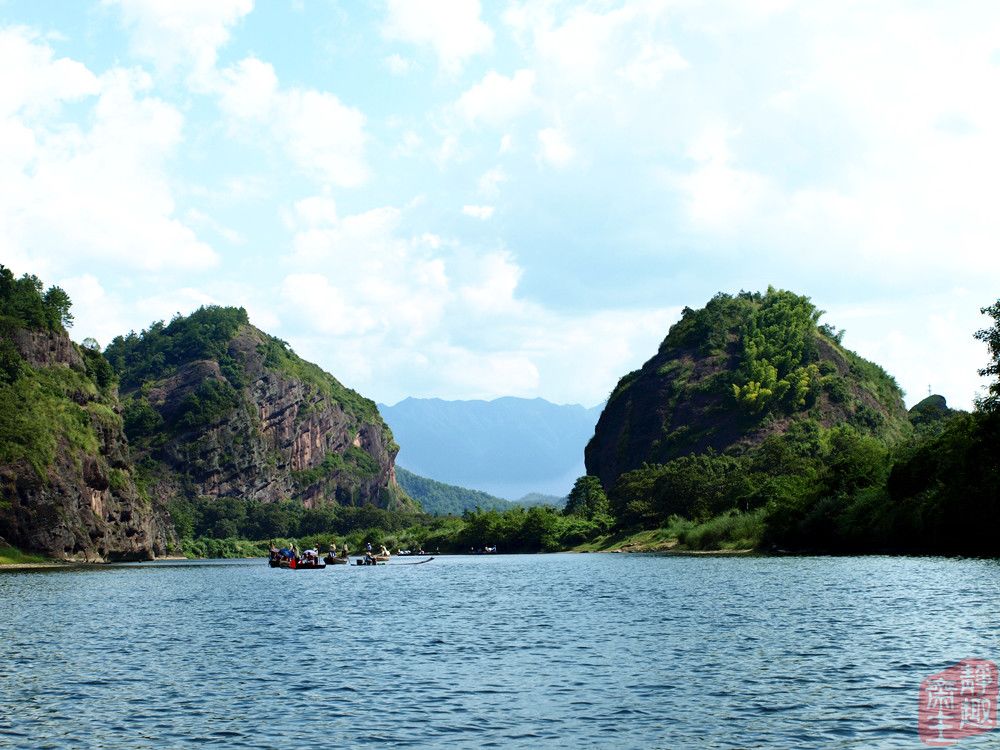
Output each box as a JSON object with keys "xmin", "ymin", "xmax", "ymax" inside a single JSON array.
[
  {"xmin": 975, "ymin": 299, "xmax": 1000, "ymax": 412},
  {"xmin": 731, "ymin": 287, "xmax": 823, "ymax": 412},
  {"xmin": 564, "ymin": 475, "xmax": 612, "ymax": 530},
  {"xmin": 0, "ymin": 264, "xmax": 75, "ymax": 332},
  {"xmin": 104, "ymin": 305, "xmax": 250, "ymax": 391}
]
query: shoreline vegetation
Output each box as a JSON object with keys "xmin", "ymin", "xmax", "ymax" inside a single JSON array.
[{"xmin": 3, "ymin": 271, "xmax": 999, "ymax": 564}]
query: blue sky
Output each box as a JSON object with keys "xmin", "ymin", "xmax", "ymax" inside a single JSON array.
[{"xmin": 1, "ymin": 0, "xmax": 997, "ymax": 409}]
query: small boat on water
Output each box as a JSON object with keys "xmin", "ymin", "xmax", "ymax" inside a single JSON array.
[
  {"xmin": 268, "ymin": 546, "xmax": 326, "ymax": 569},
  {"xmin": 268, "ymin": 557, "xmax": 326, "ymax": 569},
  {"xmin": 324, "ymin": 554, "xmax": 349, "ymax": 565}
]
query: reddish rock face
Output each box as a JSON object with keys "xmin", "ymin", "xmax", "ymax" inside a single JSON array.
[
  {"xmin": 1, "ymin": 317, "xmax": 409, "ymax": 560},
  {"xmin": 585, "ymin": 302, "xmax": 909, "ymax": 491},
  {"xmin": 0, "ymin": 328, "xmax": 171, "ymax": 561},
  {"xmin": 126, "ymin": 326, "xmax": 408, "ymax": 512}
]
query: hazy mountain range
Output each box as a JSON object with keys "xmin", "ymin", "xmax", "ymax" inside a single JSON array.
[{"xmin": 379, "ymin": 397, "xmax": 602, "ymax": 500}]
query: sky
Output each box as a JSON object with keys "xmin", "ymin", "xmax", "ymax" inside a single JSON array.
[{"xmin": 1, "ymin": 0, "xmax": 997, "ymax": 410}]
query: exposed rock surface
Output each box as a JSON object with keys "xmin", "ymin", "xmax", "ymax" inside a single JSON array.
[
  {"xmin": 117, "ymin": 315, "xmax": 410, "ymax": 512},
  {"xmin": 585, "ymin": 291, "xmax": 909, "ymax": 490},
  {"xmin": 0, "ymin": 328, "xmax": 172, "ymax": 561}
]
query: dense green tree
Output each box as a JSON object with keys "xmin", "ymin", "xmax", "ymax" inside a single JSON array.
[
  {"xmin": 0, "ymin": 265, "xmax": 76, "ymax": 333},
  {"xmin": 564, "ymin": 476, "xmax": 612, "ymax": 529},
  {"xmin": 975, "ymin": 299, "xmax": 1000, "ymax": 412},
  {"xmin": 42, "ymin": 286, "xmax": 73, "ymax": 329}
]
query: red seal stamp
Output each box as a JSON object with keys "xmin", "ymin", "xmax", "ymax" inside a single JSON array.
[{"xmin": 919, "ymin": 659, "xmax": 998, "ymax": 746}]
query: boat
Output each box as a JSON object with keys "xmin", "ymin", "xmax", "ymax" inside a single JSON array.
[
  {"xmin": 293, "ymin": 559, "xmax": 326, "ymax": 569},
  {"xmin": 323, "ymin": 554, "xmax": 349, "ymax": 565},
  {"xmin": 268, "ymin": 554, "xmax": 326, "ymax": 569}
]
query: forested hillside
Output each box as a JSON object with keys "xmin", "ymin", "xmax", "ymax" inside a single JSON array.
[
  {"xmin": 575, "ymin": 288, "xmax": 1000, "ymax": 555},
  {"xmin": 0, "ymin": 266, "xmax": 171, "ymax": 560},
  {"xmin": 104, "ymin": 306, "xmax": 413, "ymax": 515}
]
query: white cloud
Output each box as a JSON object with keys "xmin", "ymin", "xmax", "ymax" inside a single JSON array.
[
  {"xmin": 537, "ymin": 127, "xmax": 575, "ymax": 168},
  {"xmin": 282, "ymin": 89, "xmax": 368, "ymax": 187},
  {"xmin": 105, "ymin": 0, "xmax": 253, "ymax": 82},
  {"xmin": 675, "ymin": 125, "xmax": 768, "ymax": 230},
  {"xmin": 384, "ymin": 53, "xmax": 413, "ymax": 75},
  {"xmin": 280, "ymin": 273, "xmax": 376, "ymax": 337},
  {"xmin": 617, "ymin": 43, "xmax": 688, "ymax": 88},
  {"xmin": 59, "ymin": 274, "xmax": 130, "ymax": 346},
  {"xmin": 454, "ymin": 69, "xmax": 537, "ymax": 127},
  {"xmin": 0, "ymin": 28, "xmax": 100, "ymax": 118},
  {"xmin": 458, "ymin": 251, "xmax": 520, "ymax": 312},
  {"xmin": 383, "ymin": 0, "xmax": 493, "ymax": 74},
  {"xmin": 217, "ymin": 56, "xmax": 277, "ymax": 120},
  {"xmin": 185, "ymin": 208, "xmax": 244, "ymax": 244},
  {"xmin": 478, "ymin": 166, "xmax": 507, "ymax": 196},
  {"xmin": 0, "ymin": 31, "xmax": 217, "ymax": 274},
  {"xmin": 216, "ymin": 57, "xmax": 369, "ymax": 187},
  {"xmin": 828, "ymin": 291, "xmax": 991, "ymax": 411},
  {"xmin": 462, "ymin": 204, "xmax": 495, "ymax": 220},
  {"xmin": 271, "ymin": 193, "xmax": 681, "ymax": 405}
]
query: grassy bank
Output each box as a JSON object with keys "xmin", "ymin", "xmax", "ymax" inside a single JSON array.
[
  {"xmin": 0, "ymin": 543, "xmax": 54, "ymax": 565},
  {"xmin": 576, "ymin": 509, "xmax": 765, "ymax": 553}
]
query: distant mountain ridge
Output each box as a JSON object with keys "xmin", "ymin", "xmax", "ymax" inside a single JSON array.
[
  {"xmin": 379, "ymin": 396, "xmax": 601, "ymax": 499},
  {"xmin": 396, "ymin": 467, "xmax": 565, "ymax": 515}
]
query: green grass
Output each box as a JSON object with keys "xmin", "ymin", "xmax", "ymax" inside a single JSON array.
[
  {"xmin": 574, "ymin": 509, "xmax": 765, "ymax": 553},
  {"xmin": 0, "ymin": 543, "xmax": 52, "ymax": 565},
  {"xmin": 674, "ymin": 508, "xmax": 765, "ymax": 550},
  {"xmin": 573, "ymin": 527, "xmax": 679, "ymax": 552},
  {"xmin": 0, "ymin": 365, "xmax": 104, "ymax": 478}
]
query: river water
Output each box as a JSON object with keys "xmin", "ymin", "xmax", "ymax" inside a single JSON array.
[{"xmin": 1, "ymin": 554, "xmax": 998, "ymax": 749}]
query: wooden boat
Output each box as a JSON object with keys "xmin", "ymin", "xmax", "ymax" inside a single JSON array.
[
  {"xmin": 323, "ymin": 554, "xmax": 349, "ymax": 565},
  {"xmin": 268, "ymin": 557, "xmax": 326, "ymax": 569}
]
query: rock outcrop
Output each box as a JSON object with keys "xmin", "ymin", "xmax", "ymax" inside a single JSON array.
[
  {"xmin": 0, "ymin": 328, "xmax": 172, "ymax": 561},
  {"xmin": 585, "ymin": 289, "xmax": 910, "ymax": 489},
  {"xmin": 110, "ymin": 307, "xmax": 411, "ymax": 512}
]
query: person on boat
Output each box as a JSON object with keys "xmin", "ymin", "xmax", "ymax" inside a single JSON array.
[
  {"xmin": 365, "ymin": 541, "xmax": 372, "ymax": 553},
  {"xmin": 339, "ymin": 543, "xmax": 349, "ymax": 558}
]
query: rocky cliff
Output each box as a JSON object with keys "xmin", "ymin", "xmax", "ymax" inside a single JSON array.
[
  {"xmin": 0, "ymin": 326, "xmax": 172, "ymax": 561},
  {"xmin": 106, "ymin": 306, "xmax": 411, "ymax": 513},
  {"xmin": 585, "ymin": 288, "xmax": 910, "ymax": 489}
]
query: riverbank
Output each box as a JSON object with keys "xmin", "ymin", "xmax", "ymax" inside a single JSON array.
[
  {"xmin": 0, "ymin": 543, "xmax": 56, "ymax": 568},
  {"xmin": 574, "ymin": 511, "xmax": 764, "ymax": 554}
]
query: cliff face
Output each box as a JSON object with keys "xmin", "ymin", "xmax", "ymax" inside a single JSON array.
[
  {"xmin": 111, "ymin": 308, "xmax": 410, "ymax": 512},
  {"xmin": 585, "ymin": 289, "xmax": 909, "ymax": 489},
  {"xmin": 0, "ymin": 328, "xmax": 172, "ymax": 561}
]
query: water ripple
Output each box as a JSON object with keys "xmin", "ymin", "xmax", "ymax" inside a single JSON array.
[{"xmin": 2, "ymin": 554, "xmax": 999, "ymax": 748}]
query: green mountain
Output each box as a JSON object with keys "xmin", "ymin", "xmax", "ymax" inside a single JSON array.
[
  {"xmin": 0, "ymin": 266, "xmax": 172, "ymax": 560},
  {"xmin": 1, "ymin": 267, "xmax": 413, "ymax": 560},
  {"xmin": 104, "ymin": 306, "xmax": 413, "ymax": 515},
  {"xmin": 395, "ymin": 467, "xmax": 512, "ymax": 514},
  {"xmin": 586, "ymin": 288, "xmax": 908, "ymax": 488},
  {"xmin": 396, "ymin": 468, "xmax": 566, "ymax": 515},
  {"xmin": 582, "ymin": 287, "xmax": 1000, "ymax": 556}
]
